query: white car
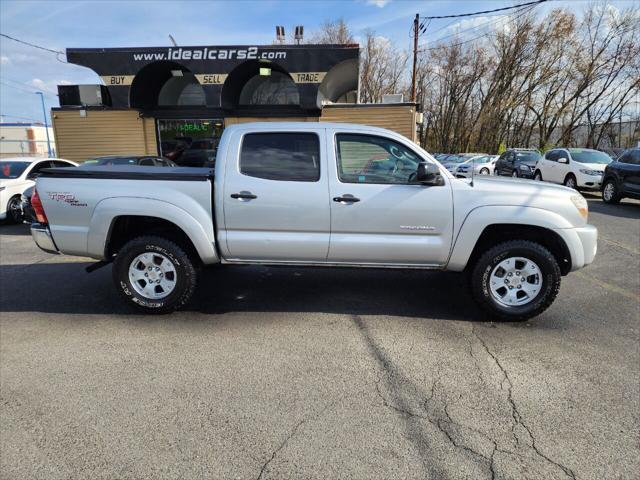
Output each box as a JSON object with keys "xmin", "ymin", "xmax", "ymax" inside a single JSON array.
[
  {"xmin": 0, "ymin": 157, "xmax": 77, "ymax": 223},
  {"xmin": 455, "ymin": 155, "xmax": 499, "ymax": 178},
  {"xmin": 534, "ymin": 148, "xmax": 612, "ymax": 190}
]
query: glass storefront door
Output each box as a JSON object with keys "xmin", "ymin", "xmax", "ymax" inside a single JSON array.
[{"xmin": 157, "ymin": 119, "xmax": 224, "ymax": 167}]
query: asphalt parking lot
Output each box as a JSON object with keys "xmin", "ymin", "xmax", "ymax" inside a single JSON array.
[{"xmin": 1, "ymin": 192, "xmax": 638, "ymax": 480}]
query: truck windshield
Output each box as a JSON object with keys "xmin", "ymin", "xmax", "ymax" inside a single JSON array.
[
  {"xmin": 1, "ymin": 161, "xmax": 30, "ymax": 179},
  {"xmin": 569, "ymin": 149, "xmax": 612, "ymax": 164}
]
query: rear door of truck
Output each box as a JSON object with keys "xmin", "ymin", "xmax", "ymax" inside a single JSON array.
[{"xmin": 219, "ymin": 126, "xmax": 330, "ymax": 262}]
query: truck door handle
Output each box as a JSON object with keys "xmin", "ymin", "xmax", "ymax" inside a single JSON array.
[
  {"xmin": 333, "ymin": 195, "xmax": 360, "ymax": 203},
  {"xmin": 230, "ymin": 192, "xmax": 257, "ymax": 200}
]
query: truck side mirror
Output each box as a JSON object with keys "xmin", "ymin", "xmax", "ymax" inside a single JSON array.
[
  {"xmin": 415, "ymin": 162, "xmax": 443, "ymax": 185},
  {"xmin": 558, "ymin": 157, "xmax": 569, "ymax": 164}
]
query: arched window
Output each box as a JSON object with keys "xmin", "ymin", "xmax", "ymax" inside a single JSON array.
[
  {"xmin": 238, "ymin": 71, "xmax": 299, "ymax": 106},
  {"xmin": 158, "ymin": 72, "xmax": 206, "ymax": 106}
]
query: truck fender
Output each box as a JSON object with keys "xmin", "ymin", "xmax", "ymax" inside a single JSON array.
[
  {"xmin": 446, "ymin": 205, "xmax": 574, "ymax": 271},
  {"xmin": 87, "ymin": 197, "xmax": 219, "ymax": 264}
]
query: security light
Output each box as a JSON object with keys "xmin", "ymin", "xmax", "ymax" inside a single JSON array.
[
  {"xmin": 275, "ymin": 26, "xmax": 285, "ymax": 43},
  {"xmin": 294, "ymin": 25, "xmax": 304, "ymax": 44}
]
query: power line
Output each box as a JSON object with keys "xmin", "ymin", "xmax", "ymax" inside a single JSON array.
[
  {"xmin": 423, "ymin": 6, "xmax": 530, "ymax": 39},
  {"xmin": 1, "ymin": 76, "xmax": 58, "ymax": 96},
  {"xmin": 0, "ymin": 33, "xmax": 64, "ymax": 54},
  {"xmin": 417, "ymin": 4, "xmax": 537, "ymax": 53},
  {"xmin": 425, "ymin": 5, "xmax": 532, "ymax": 46},
  {"xmin": 422, "ymin": 0, "xmax": 547, "ymax": 20},
  {"xmin": 0, "ymin": 81, "xmax": 57, "ymax": 98},
  {"xmin": 0, "ymin": 114, "xmax": 43, "ymax": 122}
]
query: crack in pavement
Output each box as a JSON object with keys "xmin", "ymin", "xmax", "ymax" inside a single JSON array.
[
  {"xmin": 472, "ymin": 325, "xmax": 577, "ymax": 480},
  {"xmin": 255, "ymin": 400, "xmax": 337, "ymax": 480}
]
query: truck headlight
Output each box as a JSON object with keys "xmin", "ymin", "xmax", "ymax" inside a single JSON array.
[
  {"xmin": 571, "ymin": 194, "xmax": 588, "ymax": 220},
  {"xmin": 579, "ymin": 169, "xmax": 602, "ymax": 176}
]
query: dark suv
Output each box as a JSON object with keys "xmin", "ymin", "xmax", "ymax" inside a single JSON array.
[
  {"xmin": 601, "ymin": 148, "xmax": 640, "ymax": 204},
  {"xmin": 494, "ymin": 148, "xmax": 542, "ymax": 179}
]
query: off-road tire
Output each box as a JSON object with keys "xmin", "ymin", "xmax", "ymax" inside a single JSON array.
[
  {"xmin": 470, "ymin": 240, "xmax": 561, "ymax": 322},
  {"xmin": 602, "ymin": 179, "xmax": 621, "ymax": 204},
  {"xmin": 113, "ymin": 236, "xmax": 197, "ymax": 314}
]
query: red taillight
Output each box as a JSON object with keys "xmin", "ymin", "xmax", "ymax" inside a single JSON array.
[{"xmin": 31, "ymin": 189, "xmax": 48, "ymax": 224}]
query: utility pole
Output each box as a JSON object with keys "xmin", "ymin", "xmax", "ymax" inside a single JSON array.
[
  {"xmin": 35, "ymin": 92, "xmax": 52, "ymax": 157},
  {"xmin": 411, "ymin": 13, "xmax": 419, "ymax": 102}
]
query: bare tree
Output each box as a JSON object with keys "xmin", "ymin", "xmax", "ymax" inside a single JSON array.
[
  {"xmin": 308, "ymin": 18, "xmax": 355, "ymax": 44},
  {"xmin": 359, "ymin": 31, "xmax": 407, "ymax": 103}
]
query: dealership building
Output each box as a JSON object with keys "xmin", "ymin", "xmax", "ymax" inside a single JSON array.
[{"xmin": 52, "ymin": 43, "xmax": 419, "ymax": 163}]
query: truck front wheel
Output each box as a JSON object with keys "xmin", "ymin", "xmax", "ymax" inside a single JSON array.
[
  {"xmin": 113, "ymin": 236, "xmax": 197, "ymax": 314},
  {"xmin": 470, "ymin": 240, "xmax": 561, "ymax": 321}
]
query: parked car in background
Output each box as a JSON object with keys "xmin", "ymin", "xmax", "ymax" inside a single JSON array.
[
  {"xmin": 601, "ymin": 147, "xmax": 640, "ymax": 204},
  {"xmin": 455, "ymin": 154, "xmax": 498, "ymax": 178},
  {"xmin": 494, "ymin": 149, "xmax": 541, "ymax": 178},
  {"xmin": 20, "ymin": 185, "xmax": 36, "ymax": 223},
  {"xmin": 175, "ymin": 139, "xmax": 218, "ymax": 168},
  {"xmin": 441, "ymin": 153, "xmax": 485, "ymax": 174},
  {"xmin": 0, "ymin": 157, "xmax": 77, "ymax": 223},
  {"xmin": 534, "ymin": 148, "xmax": 611, "ymax": 190},
  {"xmin": 83, "ymin": 156, "xmax": 177, "ymax": 167}
]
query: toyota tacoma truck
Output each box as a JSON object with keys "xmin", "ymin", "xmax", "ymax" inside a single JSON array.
[{"xmin": 29, "ymin": 123, "xmax": 597, "ymax": 320}]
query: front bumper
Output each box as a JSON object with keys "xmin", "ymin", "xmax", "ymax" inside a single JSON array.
[
  {"xmin": 31, "ymin": 223, "xmax": 59, "ymax": 254},
  {"xmin": 518, "ymin": 168, "xmax": 535, "ymax": 179},
  {"xmin": 556, "ymin": 224, "xmax": 598, "ymax": 271},
  {"xmin": 576, "ymin": 172, "xmax": 603, "ymax": 190}
]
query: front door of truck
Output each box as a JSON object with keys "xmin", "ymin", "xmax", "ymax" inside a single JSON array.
[
  {"xmin": 221, "ymin": 129, "xmax": 330, "ymax": 261},
  {"xmin": 326, "ymin": 130, "xmax": 453, "ymax": 265}
]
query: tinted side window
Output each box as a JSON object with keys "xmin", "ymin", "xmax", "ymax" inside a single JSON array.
[
  {"xmin": 619, "ymin": 150, "xmax": 640, "ymax": 165},
  {"xmin": 546, "ymin": 150, "xmax": 558, "ymax": 162},
  {"xmin": 240, "ymin": 133, "xmax": 320, "ymax": 182},
  {"xmin": 335, "ymin": 134, "xmax": 421, "ymax": 184},
  {"xmin": 50, "ymin": 161, "xmax": 73, "ymax": 168},
  {"xmin": 27, "ymin": 161, "xmax": 53, "ymax": 178},
  {"xmin": 139, "ymin": 158, "xmax": 155, "ymax": 166}
]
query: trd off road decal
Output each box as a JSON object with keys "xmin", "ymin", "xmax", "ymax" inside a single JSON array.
[{"xmin": 47, "ymin": 192, "xmax": 87, "ymax": 207}]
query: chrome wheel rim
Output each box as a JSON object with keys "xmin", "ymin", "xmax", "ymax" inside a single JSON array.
[
  {"xmin": 565, "ymin": 177, "xmax": 576, "ymax": 189},
  {"xmin": 489, "ymin": 257, "xmax": 542, "ymax": 307},
  {"xmin": 480, "ymin": 168, "xmax": 489, "ymax": 175},
  {"xmin": 603, "ymin": 183, "xmax": 615, "ymax": 201},
  {"xmin": 128, "ymin": 252, "xmax": 177, "ymax": 299}
]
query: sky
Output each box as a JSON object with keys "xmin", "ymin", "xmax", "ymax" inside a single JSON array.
[{"xmin": 0, "ymin": 0, "xmax": 637, "ymax": 124}]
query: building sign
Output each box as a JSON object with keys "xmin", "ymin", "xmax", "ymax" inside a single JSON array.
[
  {"xmin": 194, "ymin": 74, "xmax": 228, "ymax": 85},
  {"xmin": 66, "ymin": 44, "xmax": 360, "ymax": 111},
  {"xmin": 101, "ymin": 75, "xmax": 135, "ymax": 86},
  {"xmin": 292, "ymin": 72, "xmax": 327, "ymax": 84}
]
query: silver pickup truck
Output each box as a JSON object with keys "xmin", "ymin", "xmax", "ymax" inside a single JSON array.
[{"xmin": 30, "ymin": 122, "xmax": 597, "ymax": 320}]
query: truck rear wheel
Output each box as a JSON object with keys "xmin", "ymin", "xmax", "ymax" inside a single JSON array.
[
  {"xmin": 470, "ymin": 240, "xmax": 561, "ymax": 321},
  {"xmin": 113, "ymin": 236, "xmax": 197, "ymax": 314}
]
